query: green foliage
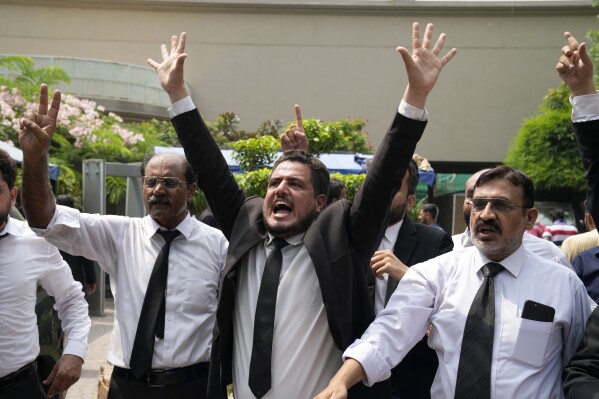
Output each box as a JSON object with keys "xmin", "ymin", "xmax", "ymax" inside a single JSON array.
[
  {"xmin": 505, "ymin": 84, "xmax": 585, "ymax": 191},
  {"xmin": 330, "ymin": 172, "xmax": 365, "ymax": 202},
  {"xmin": 297, "ymin": 118, "xmax": 372, "ymax": 156},
  {"xmin": 235, "ymin": 168, "xmax": 271, "ymax": 198},
  {"xmin": 231, "ymin": 136, "xmax": 279, "ymax": 171},
  {"xmin": 408, "ymin": 197, "xmax": 427, "ymax": 222},
  {"xmin": 0, "ymin": 56, "xmax": 71, "ymax": 97}
]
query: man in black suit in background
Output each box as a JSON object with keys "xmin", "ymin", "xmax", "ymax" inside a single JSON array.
[{"xmin": 369, "ymin": 159, "xmax": 453, "ymax": 399}]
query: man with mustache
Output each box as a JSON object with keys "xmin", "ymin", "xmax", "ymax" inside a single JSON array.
[
  {"xmin": 453, "ymin": 169, "xmax": 572, "ymax": 268},
  {"xmin": 148, "ymin": 22, "xmax": 455, "ymax": 399},
  {"xmin": 315, "ymin": 166, "xmax": 591, "ymax": 399},
  {"xmin": 18, "ymin": 87, "xmax": 228, "ymax": 399}
]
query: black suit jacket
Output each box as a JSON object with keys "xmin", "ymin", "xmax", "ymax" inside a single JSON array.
[
  {"xmin": 563, "ymin": 119, "xmax": 599, "ymax": 398},
  {"xmin": 172, "ymin": 108, "xmax": 426, "ymax": 398},
  {"xmin": 368, "ymin": 216, "xmax": 453, "ymax": 399}
]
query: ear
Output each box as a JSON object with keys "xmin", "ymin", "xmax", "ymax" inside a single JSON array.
[
  {"xmin": 10, "ymin": 187, "xmax": 17, "ymax": 207},
  {"xmin": 187, "ymin": 182, "xmax": 197, "ymax": 203},
  {"xmin": 315, "ymin": 194, "xmax": 327, "ymax": 213},
  {"xmin": 406, "ymin": 194, "xmax": 416, "ymax": 212},
  {"xmin": 524, "ymin": 208, "xmax": 538, "ymax": 230}
]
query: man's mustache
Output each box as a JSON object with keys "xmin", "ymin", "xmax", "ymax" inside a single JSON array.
[
  {"xmin": 148, "ymin": 195, "xmax": 172, "ymax": 205},
  {"xmin": 474, "ymin": 219, "xmax": 501, "ymax": 233}
]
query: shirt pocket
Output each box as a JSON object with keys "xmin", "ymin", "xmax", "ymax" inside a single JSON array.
[{"xmin": 509, "ymin": 317, "xmax": 556, "ymax": 367}]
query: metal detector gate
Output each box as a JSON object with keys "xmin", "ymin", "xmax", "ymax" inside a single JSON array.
[{"xmin": 82, "ymin": 160, "xmax": 144, "ymax": 316}]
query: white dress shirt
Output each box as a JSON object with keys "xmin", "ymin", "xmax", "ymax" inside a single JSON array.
[
  {"xmin": 232, "ymin": 233, "xmax": 342, "ymax": 399},
  {"xmin": 344, "ymin": 244, "xmax": 591, "ymax": 398},
  {"xmin": 32, "ymin": 205, "xmax": 227, "ymax": 369},
  {"xmin": 374, "ymin": 220, "xmax": 402, "ymax": 314},
  {"xmin": 453, "ymin": 228, "xmax": 573, "ymax": 269},
  {"xmin": 0, "ymin": 216, "xmax": 90, "ymax": 377}
]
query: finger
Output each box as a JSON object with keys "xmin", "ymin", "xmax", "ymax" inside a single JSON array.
[
  {"xmin": 176, "ymin": 32, "xmax": 187, "ymax": 54},
  {"xmin": 21, "ymin": 118, "xmax": 49, "ymax": 140},
  {"xmin": 38, "ymin": 84, "xmax": 48, "ymax": 115},
  {"xmin": 147, "ymin": 58, "xmax": 160, "ymax": 70},
  {"xmin": 422, "ymin": 23, "xmax": 434, "ymax": 50},
  {"xmin": 431, "ymin": 32, "xmax": 446, "ymax": 56},
  {"xmin": 558, "ymin": 54, "xmax": 575, "ymax": 69},
  {"xmin": 161, "ymin": 44, "xmax": 169, "ymax": 60},
  {"xmin": 396, "ymin": 46, "xmax": 414, "ymax": 67},
  {"xmin": 170, "ymin": 34, "xmax": 178, "ymax": 54},
  {"xmin": 174, "ymin": 53, "xmax": 188, "ymax": 70},
  {"xmin": 564, "ymin": 32, "xmax": 580, "ymax": 53},
  {"xmin": 556, "ymin": 61, "xmax": 569, "ymax": 75},
  {"xmin": 48, "ymin": 90, "xmax": 61, "ymax": 120},
  {"xmin": 412, "ymin": 22, "xmax": 421, "ymax": 51},
  {"xmin": 579, "ymin": 42, "xmax": 592, "ymax": 67},
  {"xmin": 42, "ymin": 364, "xmax": 57, "ymax": 385},
  {"xmin": 294, "ymin": 104, "xmax": 304, "ymax": 131},
  {"xmin": 562, "ymin": 45, "xmax": 574, "ymax": 58},
  {"xmin": 439, "ymin": 48, "xmax": 458, "ymax": 66}
]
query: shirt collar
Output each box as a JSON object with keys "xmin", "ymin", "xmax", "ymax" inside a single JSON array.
[
  {"xmin": 384, "ymin": 219, "xmax": 403, "ymax": 244},
  {"xmin": 266, "ymin": 232, "xmax": 304, "ymax": 248},
  {"xmin": 473, "ymin": 242, "xmax": 526, "ymax": 278},
  {"xmin": 144, "ymin": 213, "xmax": 194, "ymax": 240},
  {"xmin": 0, "ymin": 216, "xmax": 23, "ymax": 238}
]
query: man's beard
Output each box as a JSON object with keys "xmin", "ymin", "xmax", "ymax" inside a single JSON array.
[
  {"xmin": 471, "ymin": 219, "xmax": 524, "ymax": 260},
  {"xmin": 389, "ymin": 204, "xmax": 406, "ymax": 226},
  {"xmin": 263, "ymin": 210, "xmax": 318, "ymax": 238}
]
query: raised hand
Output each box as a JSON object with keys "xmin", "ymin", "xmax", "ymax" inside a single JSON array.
[
  {"xmin": 556, "ymin": 32, "xmax": 595, "ymax": 97},
  {"xmin": 18, "ymin": 84, "xmax": 60, "ymax": 157},
  {"xmin": 397, "ymin": 22, "xmax": 457, "ymax": 109},
  {"xmin": 148, "ymin": 32, "xmax": 189, "ymax": 103},
  {"xmin": 281, "ymin": 104, "xmax": 309, "ymax": 152}
]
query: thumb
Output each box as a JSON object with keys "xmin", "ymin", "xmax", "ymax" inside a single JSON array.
[
  {"xmin": 579, "ymin": 43, "xmax": 593, "ymax": 67},
  {"xmin": 175, "ymin": 53, "xmax": 188, "ymax": 69},
  {"xmin": 43, "ymin": 362, "xmax": 58, "ymax": 385},
  {"xmin": 396, "ymin": 47, "xmax": 414, "ymax": 67}
]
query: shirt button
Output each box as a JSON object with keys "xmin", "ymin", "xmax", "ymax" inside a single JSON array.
[
  {"xmin": 167, "ymin": 316, "xmax": 172, "ymax": 321},
  {"xmin": 170, "ymin": 266, "xmax": 174, "ymax": 270},
  {"xmin": 165, "ymin": 343, "xmax": 171, "ymax": 349}
]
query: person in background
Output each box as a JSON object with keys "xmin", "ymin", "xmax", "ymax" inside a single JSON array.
[
  {"xmin": 418, "ymin": 203, "xmax": 443, "ymax": 231},
  {"xmin": 562, "ymin": 200, "xmax": 599, "ymax": 262},
  {"xmin": 327, "ymin": 178, "xmax": 347, "ymax": 206},
  {"xmin": 543, "ymin": 208, "xmax": 578, "ymax": 246},
  {"xmin": 55, "ymin": 194, "xmax": 97, "ymax": 297}
]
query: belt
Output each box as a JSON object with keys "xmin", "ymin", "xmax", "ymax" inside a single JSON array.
[
  {"xmin": 0, "ymin": 361, "xmax": 37, "ymax": 390},
  {"xmin": 113, "ymin": 362, "xmax": 209, "ymax": 388}
]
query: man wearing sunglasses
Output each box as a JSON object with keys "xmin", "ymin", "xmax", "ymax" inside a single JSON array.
[
  {"xmin": 315, "ymin": 165, "xmax": 591, "ymax": 399},
  {"xmin": 453, "ymin": 169, "xmax": 572, "ymax": 269},
  {"xmin": 18, "ymin": 87, "xmax": 228, "ymax": 399}
]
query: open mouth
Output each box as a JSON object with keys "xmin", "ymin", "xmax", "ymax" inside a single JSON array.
[
  {"xmin": 475, "ymin": 222, "xmax": 500, "ymax": 239},
  {"xmin": 273, "ymin": 201, "xmax": 292, "ymax": 216}
]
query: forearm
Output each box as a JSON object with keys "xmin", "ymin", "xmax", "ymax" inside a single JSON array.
[{"xmin": 21, "ymin": 154, "xmax": 56, "ymax": 228}]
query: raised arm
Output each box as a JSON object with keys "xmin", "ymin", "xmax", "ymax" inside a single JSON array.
[
  {"xmin": 18, "ymin": 84, "xmax": 60, "ymax": 228},
  {"xmin": 350, "ymin": 22, "xmax": 456, "ymax": 256},
  {"xmin": 149, "ymin": 33, "xmax": 246, "ymax": 239}
]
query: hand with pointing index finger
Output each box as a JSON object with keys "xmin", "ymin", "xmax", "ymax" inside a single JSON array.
[
  {"xmin": 281, "ymin": 104, "xmax": 309, "ymax": 152},
  {"xmin": 556, "ymin": 31, "xmax": 595, "ymax": 97}
]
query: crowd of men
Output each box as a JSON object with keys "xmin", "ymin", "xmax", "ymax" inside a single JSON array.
[{"xmin": 3, "ymin": 21, "xmax": 599, "ymax": 399}]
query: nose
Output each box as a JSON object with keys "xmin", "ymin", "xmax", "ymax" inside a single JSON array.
[{"xmin": 478, "ymin": 201, "xmax": 496, "ymax": 220}]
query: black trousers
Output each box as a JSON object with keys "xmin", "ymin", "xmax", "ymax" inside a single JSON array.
[
  {"xmin": 108, "ymin": 370, "xmax": 208, "ymax": 399},
  {"xmin": 0, "ymin": 368, "xmax": 46, "ymax": 399}
]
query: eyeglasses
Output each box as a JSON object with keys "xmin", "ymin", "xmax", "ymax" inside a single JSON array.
[
  {"xmin": 141, "ymin": 176, "xmax": 188, "ymax": 190},
  {"xmin": 468, "ymin": 197, "xmax": 530, "ymax": 214}
]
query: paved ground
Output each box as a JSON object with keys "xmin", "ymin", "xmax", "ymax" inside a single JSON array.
[{"xmin": 66, "ymin": 297, "xmax": 114, "ymax": 399}]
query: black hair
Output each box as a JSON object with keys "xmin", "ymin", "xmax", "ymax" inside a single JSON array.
[
  {"xmin": 474, "ymin": 166, "xmax": 534, "ymax": 209},
  {"xmin": 272, "ymin": 150, "xmax": 330, "ymax": 199},
  {"xmin": 0, "ymin": 149, "xmax": 17, "ymax": 189}
]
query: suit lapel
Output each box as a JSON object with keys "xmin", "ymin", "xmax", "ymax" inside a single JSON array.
[
  {"xmin": 223, "ymin": 202, "xmax": 267, "ymax": 277},
  {"xmin": 385, "ymin": 216, "xmax": 418, "ymax": 304}
]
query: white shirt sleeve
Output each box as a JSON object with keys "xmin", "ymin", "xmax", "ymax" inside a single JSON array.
[
  {"xmin": 398, "ymin": 100, "xmax": 428, "ymax": 121},
  {"xmin": 168, "ymin": 96, "xmax": 196, "ymax": 118},
  {"xmin": 38, "ymin": 247, "xmax": 91, "ymax": 360},
  {"xmin": 570, "ymin": 92, "xmax": 599, "ymax": 122}
]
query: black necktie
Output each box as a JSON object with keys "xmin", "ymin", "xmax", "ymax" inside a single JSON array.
[
  {"xmin": 248, "ymin": 237, "xmax": 289, "ymax": 398},
  {"xmin": 455, "ymin": 262, "xmax": 504, "ymax": 399},
  {"xmin": 130, "ymin": 229, "xmax": 180, "ymax": 378}
]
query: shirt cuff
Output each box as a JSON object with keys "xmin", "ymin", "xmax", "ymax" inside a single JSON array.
[
  {"xmin": 63, "ymin": 339, "xmax": 88, "ymax": 361},
  {"xmin": 571, "ymin": 92, "xmax": 599, "ymax": 122},
  {"xmin": 398, "ymin": 100, "xmax": 428, "ymax": 121},
  {"xmin": 342, "ymin": 340, "xmax": 391, "ymax": 387},
  {"xmin": 168, "ymin": 96, "xmax": 196, "ymax": 118}
]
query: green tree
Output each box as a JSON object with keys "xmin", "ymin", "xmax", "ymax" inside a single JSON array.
[
  {"xmin": 231, "ymin": 136, "xmax": 279, "ymax": 171},
  {"xmin": 0, "ymin": 56, "xmax": 71, "ymax": 97}
]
